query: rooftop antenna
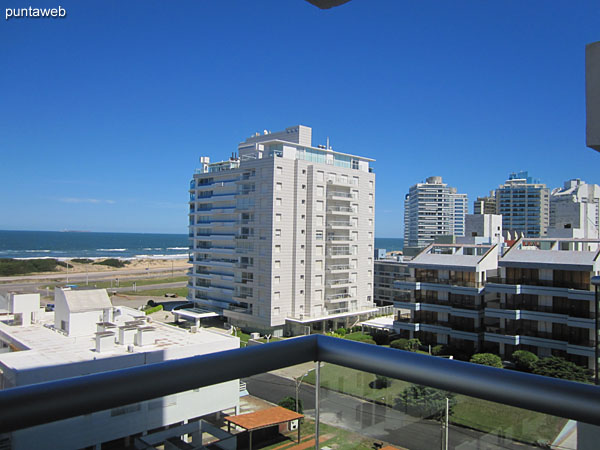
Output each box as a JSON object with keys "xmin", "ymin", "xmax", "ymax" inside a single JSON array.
[{"xmin": 326, "ymin": 136, "xmax": 330, "ymax": 149}]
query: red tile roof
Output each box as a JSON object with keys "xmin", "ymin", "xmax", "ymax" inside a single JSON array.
[{"xmin": 225, "ymin": 406, "xmax": 304, "ymax": 431}]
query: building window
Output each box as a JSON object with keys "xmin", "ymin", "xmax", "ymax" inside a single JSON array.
[
  {"xmin": 276, "ymin": 166, "xmax": 283, "ymax": 175},
  {"xmin": 276, "ymin": 182, "xmax": 282, "ymax": 191},
  {"xmin": 275, "ymin": 245, "xmax": 281, "ymax": 253},
  {"xmin": 276, "ymin": 214, "xmax": 282, "ymax": 222},
  {"xmin": 275, "ymin": 229, "xmax": 281, "ymax": 237},
  {"xmin": 275, "ymin": 260, "xmax": 281, "ymax": 268},
  {"xmin": 302, "ymin": 169, "xmax": 306, "ymax": 174},
  {"xmin": 276, "ymin": 198, "xmax": 282, "ymax": 206}
]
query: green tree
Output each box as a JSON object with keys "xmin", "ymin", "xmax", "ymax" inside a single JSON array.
[
  {"xmin": 431, "ymin": 345, "xmax": 446, "ymax": 356},
  {"xmin": 371, "ymin": 374, "xmax": 391, "ymax": 389},
  {"xmin": 395, "ymin": 384, "xmax": 456, "ymax": 420},
  {"xmin": 470, "ymin": 353, "xmax": 503, "ymax": 368},
  {"xmin": 390, "ymin": 338, "xmax": 410, "ymax": 350},
  {"xmin": 408, "ymin": 338, "xmax": 421, "ymax": 351},
  {"xmin": 278, "ymin": 396, "xmax": 303, "ymax": 414},
  {"xmin": 512, "ymin": 350, "xmax": 539, "ymax": 372},
  {"xmin": 533, "ymin": 356, "xmax": 589, "ymax": 382}
]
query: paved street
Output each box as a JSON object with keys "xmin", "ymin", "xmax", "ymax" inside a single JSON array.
[{"xmin": 245, "ymin": 372, "xmax": 535, "ymax": 450}]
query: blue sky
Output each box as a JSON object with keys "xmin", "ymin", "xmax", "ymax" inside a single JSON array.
[{"xmin": 1, "ymin": 1, "xmax": 598, "ymax": 236}]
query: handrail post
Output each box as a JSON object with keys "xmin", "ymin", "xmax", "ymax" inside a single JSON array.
[{"xmin": 315, "ymin": 360, "xmax": 320, "ymax": 450}]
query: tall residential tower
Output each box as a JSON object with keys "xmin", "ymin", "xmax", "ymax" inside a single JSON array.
[
  {"xmin": 403, "ymin": 176, "xmax": 468, "ymax": 248},
  {"xmin": 495, "ymin": 171, "xmax": 549, "ymax": 238},
  {"xmin": 188, "ymin": 126, "xmax": 377, "ymax": 336}
]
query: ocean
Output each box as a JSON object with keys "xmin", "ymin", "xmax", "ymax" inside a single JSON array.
[
  {"xmin": 0, "ymin": 230, "xmax": 403, "ymax": 260},
  {"xmin": 0, "ymin": 230, "xmax": 190, "ymax": 260}
]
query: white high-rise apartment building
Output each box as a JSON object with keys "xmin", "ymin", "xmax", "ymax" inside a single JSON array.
[
  {"xmin": 495, "ymin": 171, "xmax": 549, "ymax": 238},
  {"xmin": 549, "ymin": 179, "xmax": 600, "ymax": 239},
  {"xmin": 403, "ymin": 176, "xmax": 468, "ymax": 248},
  {"xmin": 188, "ymin": 125, "xmax": 377, "ymax": 336}
]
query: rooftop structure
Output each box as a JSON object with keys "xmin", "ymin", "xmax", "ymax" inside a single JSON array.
[
  {"xmin": 403, "ymin": 176, "xmax": 468, "ymax": 249},
  {"xmin": 189, "ymin": 125, "xmax": 377, "ymax": 336},
  {"xmin": 0, "ymin": 290, "xmax": 239, "ymax": 449}
]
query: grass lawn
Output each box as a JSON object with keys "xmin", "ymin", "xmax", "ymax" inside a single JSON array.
[
  {"xmin": 121, "ymin": 286, "xmax": 189, "ymax": 297},
  {"xmin": 44, "ymin": 276, "xmax": 188, "ymax": 291},
  {"xmin": 259, "ymin": 417, "xmax": 377, "ymax": 450},
  {"xmin": 304, "ymin": 362, "xmax": 565, "ymax": 445}
]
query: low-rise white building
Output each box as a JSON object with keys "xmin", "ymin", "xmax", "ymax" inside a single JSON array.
[{"xmin": 0, "ymin": 289, "xmax": 240, "ymax": 450}]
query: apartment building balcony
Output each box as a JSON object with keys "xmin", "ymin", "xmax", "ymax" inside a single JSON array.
[
  {"xmin": 326, "ymin": 278, "xmax": 351, "ymax": 287},
  {"xmin": 326, "ymin": 221, "xmax": 353, "ymax": 229},
  {"xmin": 325, "ymin": 293, "xmax": 353, "ymax": 303},
  {"xmin": 327, "ymin": 248, "xmax": 353, "ymax": 258},
  {"xmin": 326, "ymin": 235, "xmax": 352, "ymax": 243},
  {"xmin": 402, "ymin": 277, "xmax": 484, "ymax": 289},
  {"xmin": 326, "ymin": 206, "xmax": 355, "ymax": 215},
  {"xmin": 487, "ymin": 277, "xmax": 592, "ymax": 292},
  {"xmin": 327, "ymin": 190, "xmax": 354, "ymax": 201},
  {"xmin": 326, "ymin": 177, "xmax": 358, "ymax": 187},
  {"xmin": 2, "ymin": 334, "xmax": 599, "ymax": 450},
  {"xmin": 326, "ymin": 264, "xmax": 351, "ymax": 272}
]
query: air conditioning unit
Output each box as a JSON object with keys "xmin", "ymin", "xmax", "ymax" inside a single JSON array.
[
  {"xmin": 190, "ymin": 326, "xmax": 198, "ymax": 333},
  {"xmin": 250, "ymin": 332, "xmax": 260, "ymax": 339},
  {"xmin": 289, "ymin": 419, "xmax": 298, "ymax": 431}
]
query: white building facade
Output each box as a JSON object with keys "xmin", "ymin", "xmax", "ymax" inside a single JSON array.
[
  {"xmin": 0, "ymin": 289, "xmax": 240, "ymax": 450},
  {"xmin": 549, "ymin": 179, "xmax": 600, "ymax": 239},
  {"xmin": 403, "ymin": 176, "xmax": 468, "ymax": 248},
  {"xmin": 188, "ymin": 125, "xmax": 377, "ymax": 336}
]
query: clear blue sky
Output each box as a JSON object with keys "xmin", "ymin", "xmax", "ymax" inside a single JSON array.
[{"xmin": 1, "ymin": 1, "xmax": 598, "ymax": 236}]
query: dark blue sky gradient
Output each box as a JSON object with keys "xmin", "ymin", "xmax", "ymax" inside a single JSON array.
[{"xmin": 1, "ymin": 1, "xmax": 599, "ymax": 235}]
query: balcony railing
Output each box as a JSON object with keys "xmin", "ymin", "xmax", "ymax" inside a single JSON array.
[
  {"xmin": 487, "ymin": 277, "xmax": 592, "ymax": 291},
  {"xmin": 1, "ymin": 335, "xmax": 598, "ymax": 437},
  {"xmin": 326, "ymin": 264, "xmax": 351, "ymax": 271}
]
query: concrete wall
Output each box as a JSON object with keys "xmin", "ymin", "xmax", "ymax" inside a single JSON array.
[{"xmin": 586, "ymin": 41, "xmax": 600, "ymax": 152}]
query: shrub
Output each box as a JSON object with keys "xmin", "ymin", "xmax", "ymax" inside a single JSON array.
[
  {"xmin": 336, "ymin": 328, "xmax": 347, "ymax": 336},
  {"xmin": 71, "ymin": 258, "xmax": 93, "ymax": 264},
  {"xmin": 0, "ymin": 258, "xmax": 61, "ymax": 276},
  {"xmin": 370, "ymin": 374, "xmax": 392, "ymax": 389},
  {"xmin": 408, "ymin": 338, "xmax": 421, "ymax": 351},
  {"xmin": 278, "ymin": 396, "xmax": 303, "ymax": 414},
  {"xmin": 345, "ymin": 332, "xmax": 376, "ymax": 345},
  {"xmin": 56, "ymin": 261, "xmax": 73, "ymax": 268},
  {"xmin": 370, "ymin": 331, "xmax": 390, "ymax": 345},
  {"xmin": 470, "ymin": 353, "xmax": 503, "ymax": 368},
  {"xmin": 92, "ymin": 258, "xmax": 129, "ymax": 268},
  {"xmin": 390, "ymin": 338, "xmax": 410, "ymax": 350},
  {"xmin": 395, "ymin": 384, "xmax": 456, "ymax": 420},
  {"xmin": 512, "ymin": 350, "xmax": 539, "ymax": 372},
  {"xmin": 431, "ymin": 345, "xmax": 446, "ymax": 356},
  {"xmin": 145, "ymin": 304, "xmax": 163, "ymax": 315},
  {"xmin": 533, "ymin": 356, "xmax": 589, "ymax": 382}
]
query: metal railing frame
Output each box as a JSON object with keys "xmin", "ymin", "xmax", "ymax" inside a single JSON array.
[{"xmin": 0, "ymin": 334, "xmax": 599, "ymax": 434}]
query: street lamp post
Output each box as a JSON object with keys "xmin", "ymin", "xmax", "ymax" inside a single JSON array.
[
  {"xmin": 294, "ymin": 367, "xmax": 316, "ymax": 413},
  {"xmin": 592, "ymin": 276, "xmax": 600, "ymax": 385}
]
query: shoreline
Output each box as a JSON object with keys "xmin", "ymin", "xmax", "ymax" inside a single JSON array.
[{"xmin": 0, "ymin": 258, "xmax": 191, "ymax": 281}]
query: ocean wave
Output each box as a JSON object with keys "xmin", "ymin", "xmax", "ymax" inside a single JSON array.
[
  {"xmin": 142, "ymin": 248, "xmax": 163, "ymax": 251},
  {"xmin": 96, "ymin": 248, "xmax": 126, "ymax": 252},
  {"xmin": 167, "ymin": 247, "xmax": 189, "ymax": 250},
  {"xmin": 133, "ymin": 253, "xmax": 189, "ymax": 260},
  {"xmin": 24, "ymin": 249, "xmax": 51, "ymax": 253}
]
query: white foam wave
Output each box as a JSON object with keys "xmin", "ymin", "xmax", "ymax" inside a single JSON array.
[
  {"xmin": 167, "ymin": 247, "xmax": 188, "ymax": 250},
  {"xmin": 96, "ymin": 248, "xmax": 126, "ymax": 252},
  {"xmin": 23, "ymin": 249, "xmax": 51, "ymax": 253}
]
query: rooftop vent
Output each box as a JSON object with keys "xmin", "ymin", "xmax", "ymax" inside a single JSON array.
[
  {"xmin": 95, "ymin": 331, "xmax": 115, "ymax": 353},
  {"xmin": 134, "ymin": 327, "xmax": 156, "ymax": 347}
]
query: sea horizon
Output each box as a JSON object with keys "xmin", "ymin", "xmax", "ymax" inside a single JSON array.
[{"xmin": 0, "ymin": 230, "xmax": 404, "ymax": 259}]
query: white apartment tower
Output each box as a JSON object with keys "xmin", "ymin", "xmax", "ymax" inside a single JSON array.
[
  {"xmin": 495, "ymin": 171, "xmax": 549, "ymax": 238},
  {"xmin": 403, "ymin": 176, "xmax": 468, "ymax": 248},
  {"xmin": 549, "ymin": 179, "xmax": 600, "ymax": 239},
  {"xmin": 188, "ymin": 125, "xmax": 377, "ymax": 336}
]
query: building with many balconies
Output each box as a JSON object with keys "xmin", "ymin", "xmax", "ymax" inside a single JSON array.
[
  {"xmin": 495, "ymin": 171, "xmax": 550, "ymax": 238},
  {"xmin": 403, "ymin": 176, "xmax": 468, "ymax": 249},
  {"xmin": 393, "ymin": 238, "xmax": 600, "ymax": 368},
  {"xmin": 188, "ymin": 125, "xmax": 377, "ymax": 336}
]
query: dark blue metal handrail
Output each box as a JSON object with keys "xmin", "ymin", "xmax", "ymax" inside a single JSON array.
[{"xmin": 0, "ymin": 335, "xmax": 599, "ymax": 433}]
